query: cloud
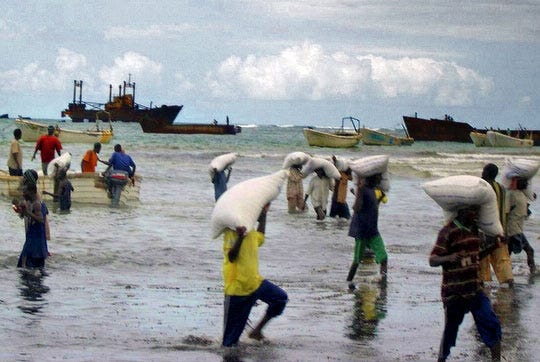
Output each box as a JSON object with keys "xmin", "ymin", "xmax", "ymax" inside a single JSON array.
[
  {"xmin": 205, "ymin": 42, "xmax": 493, "ymax": 106},
  {"xmin": 0, "ymin": 48, "xmax": 88, "ymax": 92},
  {"xmin": 104, "ymin": 24, "xmax": 197, "ymax": 40},
  {"xmin": 98, "ymin": 52, "xmax": 163, "ymax": 86},
  {"xmin": 257, "ymin": 1, "xmax": 540, "ymax": 43}
]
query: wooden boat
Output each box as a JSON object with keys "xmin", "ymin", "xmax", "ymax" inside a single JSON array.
[
  {"xmin": 15, "ymin": 116, "xmax": 113, "ymax": 144},
  {"xmin": 139, "ymin": 115, "xmax": 241, "ymax": 135},
  {"xmin": 470, "ymin": 131, "xmax": 490, "ymax": 147},
  {"xmin": 61, "ymin": 76, "xmax": 182, "ymax": 123},
  {"xmin": 486, "ymin": 131, "xmax": 533, "ymax": 148},
  {"xmin": 303, "ymin": 116, "xmax": 362, "ymax": 148},
  {"xmin": 0, "ymin": 170, "xmax": 141, "ymax": 206},
  {"xmin": 403, "ymin": 114, "xmax": 540, "ymax": 146},
  {"xmin": 361, "ymin": 127, "xmax": 414, "ymax": 146}
]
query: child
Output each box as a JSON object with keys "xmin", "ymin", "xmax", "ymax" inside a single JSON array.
[
  {"xmin": 347, "ymin": 173, "xmax": 388, "ymax": 290},
  {"xmin": 429, "ymin": 205, "xmax": 502, "ymax": 361},
  {"xmin": 44, "ymin": 168, "xmax": 74, "ymax": 212},
  {"xmin": 15, "ymin": 183, "xmax": 49, "ymax": 269}
]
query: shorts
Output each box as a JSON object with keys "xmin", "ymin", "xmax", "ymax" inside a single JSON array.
[{"xmin": 353, "ymin": 234, "xmax": 387, "ymax": 264}]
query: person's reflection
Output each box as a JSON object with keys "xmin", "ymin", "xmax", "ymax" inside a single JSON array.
[
  {"xmin": 348, "ymin": 280, "xmax": 388, "ymax": 340},
  {"xmin": 18, "ymin": 269, "xmax": 49, "ymax": 315}
]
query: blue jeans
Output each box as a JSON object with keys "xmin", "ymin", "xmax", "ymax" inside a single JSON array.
[
  {"xmin": 222, "ymin": 279, "xmax": 288, "ymax": 347},
  {"xmin": 439, "ymin": 291, "xmax": 501, "ymax": 360}
]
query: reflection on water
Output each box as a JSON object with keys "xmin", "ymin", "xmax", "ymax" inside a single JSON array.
[
  {"xmin": 348, "ymin": 279, "xmax": 388, "ymax": 340},
  {"xmin": 18, "ymin": 269, "xmax": 49, "ymax": 315}
]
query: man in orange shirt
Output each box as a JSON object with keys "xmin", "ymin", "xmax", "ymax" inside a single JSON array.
[{"xmin": 81, "ymin": 142, "xmax": 105, "ymax": 173}]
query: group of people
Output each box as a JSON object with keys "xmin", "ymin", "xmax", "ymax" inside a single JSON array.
[
  {"xmin": 212, "ymin": 156, "xmax": 536, "ymax": 361},
  {"xmin": 8, "ymin": 125, "xmax": 137, "ymax": 272}
]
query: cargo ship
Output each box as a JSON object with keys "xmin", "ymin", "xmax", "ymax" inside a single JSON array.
[
  {"xmin": 139, "ymin": 115, "xmax": 241, "ymax": 135},
  {"xmin": 61, "ymin": 78, "xmax": 182, "ymax": 123},
  {"xmin": 403, "ymin": 114, "xmax": 540, "ymax": 146}
]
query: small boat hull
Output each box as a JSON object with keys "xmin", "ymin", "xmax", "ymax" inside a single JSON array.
[
  {"xmin": 303, "ymin": 128, "xmax": 361, "ymax": 148},
  {"xmin": 361, "ymin": 128, "xmax": 414, "ymax": 146},
  {"xmin": 486, "ymin": 131, "xmax": 533, "ymax": 148},
  {"xmin": 0, "ymin": 171, "xmax": 141, "ymax": 206},
  {"xmin": 470, "ymin": 131, "xmax": 490, "ymax": 147},
  {"xmin": 16, "ymin": 118, "xmax": 113, "ymax": 144}
]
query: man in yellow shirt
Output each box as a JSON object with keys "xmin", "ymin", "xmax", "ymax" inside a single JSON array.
[{"xmin": 222, "ymin": 203, "xmax": 288, "ymax": 347}]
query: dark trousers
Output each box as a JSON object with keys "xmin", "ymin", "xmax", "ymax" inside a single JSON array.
[
  {"xmin": 9, "ymin": 167, "xmax": 23, "ymax": 176},
  {"xmin": 508, "ymin": 233, "xmax": 535, "ymax": 269},
  {"xmin": 222, "ymin": 279, "xmax": 287, "ymax": 347},
  {"xmin": 438, "ymin": 292, "xmax": 501, "ymax": 361}
]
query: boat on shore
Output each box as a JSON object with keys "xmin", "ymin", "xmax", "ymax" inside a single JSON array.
[
  {"xmin": 469, "ymin": 131, "xmax": 490, "ymax": 147},
  {"xmin": 486, "ymin": 131, "xmax": 533, "ymax": 148},
  {"xmin": 61, "ymin": 77, "xmax": 182, "ymax": 123},
  {"xmin": 303, "ymin": 116, "xmax": 362, "ymax": 148},
  {"xmin": 0, "ymin": 113, "xmax": 8, "ymax": 119},
  {"xmin": 0, "ymin": 171, "xmax": 141, "ymax": 206},
  {"xmin": 15, "ymin": 116, "xmax": 113, "ymax": 144},
  {"xmin": 139, "ymin": 115, "xmax": 241, "ymax": 135},
  {"xmin": 361, "ymin": 127, "xmax": 414, "ymax": 146},
  {"xmin": 403, "ymin": 114, "xmax": 540, "ymax": 146}
]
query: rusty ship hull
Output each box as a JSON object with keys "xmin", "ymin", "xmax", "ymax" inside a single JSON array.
[
  {"xmin": 403, "ymin": 115, "xmax": 540, "ymax": 146},
  {"xmin": 139, "ymin": 116, "xmax": 241, "ymax": 135}
]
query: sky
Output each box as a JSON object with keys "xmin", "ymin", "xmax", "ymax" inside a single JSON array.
[{"xmin": 0, "ymin": 0, "xmax": 539, "ymax": 129}]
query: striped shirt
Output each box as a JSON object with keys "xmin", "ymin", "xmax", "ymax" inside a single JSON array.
[{"xmin": 430, "ymin": 220, "xmax": 482, "ymax": 305}]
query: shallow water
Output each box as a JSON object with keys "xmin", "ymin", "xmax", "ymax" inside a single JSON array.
[{"xmin": 0, "ymin": 121, "xmax": 539, "ymax": 361}]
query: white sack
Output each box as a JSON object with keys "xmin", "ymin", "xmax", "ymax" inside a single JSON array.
[
  {"xmin": 47, "ymin": 152, "xmax": 72, "ymax": 177},
  {"xmin": 501, "ymin": 158, "xmax": 540, "ymax": 188},
  {"xmin": 333, "ymin": 156, "xmax": 349, "ymax": 172},
  {"xmin": 282, "ymin": 152, "xmax": 311, "ymax": 169},
  {"xmin": 423, "ymin": 175, "xmax": 503, "ymax": 236},
  {"xmin": 209, "ymin": 153, "xmax": 237, "ymax": 179},
  {"xmin": 301, "ymin": 157, "xmax": 341, "ymax": 180},
  {"xmin": 349, "ymin": 155, "xmax": 389, "ymax": 178},
  {"xmin": 210, "ymin": 169, "xmax": 288, "ymax": 239}
]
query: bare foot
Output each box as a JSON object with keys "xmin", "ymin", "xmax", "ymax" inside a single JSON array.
[{"xmin": 248, "ymin": 330, "xmax": 264, "ymax": 341}]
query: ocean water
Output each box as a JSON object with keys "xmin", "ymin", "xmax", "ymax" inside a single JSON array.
[{"xmin": 0, "ymin": 120, "xmax": 539, "ymax": 361}]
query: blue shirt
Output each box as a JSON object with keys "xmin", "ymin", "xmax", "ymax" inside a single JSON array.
[
  {"xmin": 348, "ymin": 186, "xmax": 379, "ymax": 239},
  {"xmin": 213, "ymin": 170, "xmax": 227, "ymax": 200},
  {"xmin": 109, "ymin": 152, "xmax": 136, "ymax": 176}
]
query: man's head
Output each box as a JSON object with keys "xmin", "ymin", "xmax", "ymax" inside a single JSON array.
[
  {"xmin": 365, "ymin": 173, "xmax": 382, "ymax": 188},
  {"xmin": 482, "ymin": 163, "xmax": 498, "ymax": 181},
  {"xmin": 94, "ymin": 142, "xmax": 102, "ymax": 153},
  {"xmin": 114, "ymin": 144, "xmax": 122, "ymax": 152},
  {"xmin": 14, "ymin": 128, "xmax": 22, "ymax": 140},
  {"xmin": 456, "ymin": 205, "xmax": 480, "ymax": 228},
  {"xmin": 47, "ymin": 125, "xmax": 55, "ymax": 135},
  {"xmin": 314, "ymin": 168, "xmax": 325, "ymax": 178},
  {"xmin": 23, "ymin": 182, "xmax": 37, "ymax": 201},
  {"xmin": 516, "ymin": 177, "xmax": 528, "ymax": 191},
  {"xmin": 23, "ymin": 169, "xmax": 38, "ymax": 185}
]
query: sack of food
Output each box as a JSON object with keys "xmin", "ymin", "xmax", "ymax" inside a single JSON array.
[
  {"xmin": 210, "ymin": 169, "xmax": 288, "ymax": 239},
  {"xmin": 349, "ymin": 155, "xmax": 389, "ymax": 178},
  {"xmin": 282, "ymin": 151, "xmax": 311, "ymax": 169},
  {"xmin": 47, "ymin": 152, "xmax": 72, "ymax": 177},
  {"xmin": 209, "ymin": 153, "xmax": 237, "ymax": 179},
  {"xmin": 333, "ymin": 156, "xmax": 349, "ymax": 172},
  {"xmin": 301, "ymin": 157, "xmax": 340, "ymax": 180},
  {"xmin": 423, "ymin": 175, "xmax": 503, "ymax": 236},
  {"xmin": 500, "ymin": 158, "xmax": 540, "ymax": 188}
]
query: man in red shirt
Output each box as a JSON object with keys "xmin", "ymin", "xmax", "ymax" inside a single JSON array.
[{"xmin": 31, "ymin": 125, "xmax": 62, "ymax": 175}]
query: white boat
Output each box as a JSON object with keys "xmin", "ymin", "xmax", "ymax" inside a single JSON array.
[
  {"xmin": 303, "ymin": 116, "xmax": 362, "ymax": 148},
  {"xmin": 361, "ymin": 127, "xmax": 414, "ymax": 146},
  {"xmin": 0, "ymin": 170, "xmax": 141, "ymax": 206},
  {"xmin": 486, "ymin": 131, "xmax": 533, "ymax": 148},
  {"xmin": 15, "ymin": 117, "xmax": 113, "ymax": 144},
  {"xmin": 470, "ymin": 131, "xmax": 490, "ymax": 147}
]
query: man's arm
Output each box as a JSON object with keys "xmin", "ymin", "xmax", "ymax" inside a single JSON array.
[
  {"xmin": 228, "ymin": 226, "xmax": 246, "ymax": 262},
  {"xmin": 429, "ymin": 252, "xmax": 465, "ymax": 267}
]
